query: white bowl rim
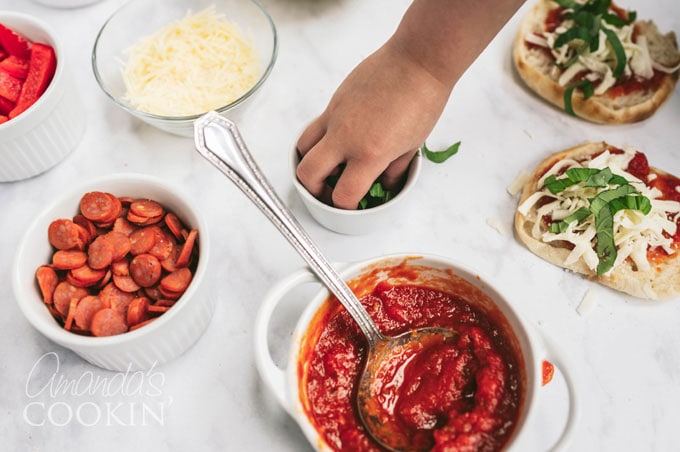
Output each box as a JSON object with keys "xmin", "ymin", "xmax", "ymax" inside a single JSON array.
[
  {"xmin": 91, "ymin": 0, "xmax": 279, "ymax": 122},
  {"xmin": 12, "ymin": 172, "xmax": 211, "ymax": 349}
]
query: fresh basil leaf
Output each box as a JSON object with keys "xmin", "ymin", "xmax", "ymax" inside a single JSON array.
[
  {"xmin": 564, "ymin": 80, "xmax": 594, "ymax": 116},
  {"xmin": 553, "ymin": 0, "xmax": 582, "ymax": 10},
  {"xmin": 550, "ymin": 207, "xmax": 592, "ymax": 233},
  {"xmin": 609, "ymin": 174, "xmax": 629, "ymax": 186},
  {"xmin": 601, "ymin": 27, "xmax": 627, "ymax": 78},
  {"xmin": 359, "ymin": 198, "xmax": 368, "ymax": 209},
  {"xmin": 368, "ymin": 182, "xmax": 385, "ymax": 198},
  {"xmin": 422, "ymin": 141, "xmax": 460, "ymax": 163},
  {"xmin": 589, "ymin": 185, "xmax": 638, "ymax": 215},
  {"xmin": 609, "ymin": 195, "xmax": 652, "ymax": 215},
  {"xmin": 544, "ymin": 168, "xmax": 599, "ymax": 193},
  {"xmin": 602, "ymin": 11, "xmax": 636, "ymax": 27},
  {"xmin": 594, "ymin": 203, "xmax": 616, "ymax": 275},
  {"xmin": 554, "ymin": 26, "xmax": 593, "ymax": 48},
  {"xmin": 583, "ymin": 167, "xmax": 614, "ymax": 187}
]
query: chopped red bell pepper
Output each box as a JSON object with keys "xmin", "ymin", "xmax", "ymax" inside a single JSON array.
[
  {"xmin": 0, "ymin": 24, "xmax": 31, "ymax": 59},
  {"xmin": 0, "ymin": 48, "xmax": 7, "ymax": 60},
  {"xmin": 0, "ymin": 114, "xmax": 8, "ymax": 124},
  {"xmin": 0, "ymin": 55, "xmax": 29, "ymax": 79},
  {"xmin": 9, "ymin": 43, "xmax": 56, "ymax": 119},
  {"xmin": 0, "ymin": 95, "xmax": 14, "ymax": 115},
  {"xmin": 0, "ymin": 69, "xmax": 22, "ymax": 102}
]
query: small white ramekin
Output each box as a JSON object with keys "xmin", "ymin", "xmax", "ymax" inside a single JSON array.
[
  {"xmin": 0, "ymin": 12, "xmax": 86, "ymax": 182},
  {"xmin": 291, "ymin": 146, "xmax": 422, "ymax": 235},
  {"xmin": 13, "ymin": 173, "xmax": 215, "ymax": 371}
]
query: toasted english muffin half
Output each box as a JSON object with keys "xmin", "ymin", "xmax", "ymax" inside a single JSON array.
[
  {"xmin": 515, "ymin": 141, "xmax": 680, "ymax": 300},
  {"xmin": 513, "ymin": 0, "xmax": 680, "ymax": 124}
]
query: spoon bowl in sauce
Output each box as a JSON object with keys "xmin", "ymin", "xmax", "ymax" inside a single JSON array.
[{"xmin": 194, "ymin": 112, "xmax": 459, "ymax": 451}]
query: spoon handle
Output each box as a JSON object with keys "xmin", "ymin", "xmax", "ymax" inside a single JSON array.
[{"xmin": 194, "ymin": 112, "xmax": 383, "ymax": 344}]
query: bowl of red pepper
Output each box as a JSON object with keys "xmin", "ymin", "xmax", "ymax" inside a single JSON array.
[{"xmin": 0, "ymin": 11, "xmax": 85, "ymax": 182}]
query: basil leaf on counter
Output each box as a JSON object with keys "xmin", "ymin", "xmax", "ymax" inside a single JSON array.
[{"xmin": 422, "ymin": 141, "xmax": 460, "ymax": 163}]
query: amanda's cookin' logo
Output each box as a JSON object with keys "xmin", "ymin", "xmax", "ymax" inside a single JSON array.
[{"xmin": 23, "ymin": 352, "xmax": 172, "ymax": 427}]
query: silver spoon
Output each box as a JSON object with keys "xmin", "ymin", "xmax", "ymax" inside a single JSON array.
[{"xmin": 194, "ymin": 112, "xmax": 456, "ymax": 451}]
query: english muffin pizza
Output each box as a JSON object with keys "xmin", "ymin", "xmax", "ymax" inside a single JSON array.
[
  {"xmin": 515, "ymin": 142, "xmax": 680, "ymax": 300},
  {"xmin": 513, "ymin": 0, "xmax": 680, "ymax": 123}
]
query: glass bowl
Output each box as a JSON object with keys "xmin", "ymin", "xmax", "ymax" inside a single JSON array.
[{"xmin": 92, "ymin": 0, "xmax": 277, "ymax": 137}]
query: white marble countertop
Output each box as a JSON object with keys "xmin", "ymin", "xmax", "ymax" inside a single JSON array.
[{"xmin": 1, "ymin": 0, "xmax": 679, "ymax": 450}]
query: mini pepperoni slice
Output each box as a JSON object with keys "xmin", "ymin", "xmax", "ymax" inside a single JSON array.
[
  {"xmin": 111, "ymin": 258, "xmax": 130, "ymax": 276},
  {"xmin": 52, "ymin": 250, "xmax": 87, "ymax": 270},
  {"xmin": 130, "ymin": 199, "xmax": 164, "ymax": 219},
  {"xmin": 158, "ymin": 285, "xmax": 183, "ymax": 300},
  {"xmin": 69, "ymin": 265, "xmax": 107, "ymax": 287},
  {"xmin": 149, "ymin": 229, "xmax": 174, "ymax": 260},
  {"xmin": 105, "ymin": 231, "xmax": 131, "ymax": 261},
  {"xmin": 112, "ymin": 217, "xmax": 136, "ymax": 236},
  {"xmin": 73, "ymin": 214, "xmax": 97, "ymax": 239},
  {"xmin": 99, "ymin": 194, "xmax": 123, "ymax": 224},
  {"xmin": 154, "ymin": 299, "xmax": 177, "ymax": 308},
  {"xmin": 129, "ymin": 253, "xmax": 162, "ymax": 288},
  {"xmin": 90, "ymin": 308, "xmax": 128, "ymax": 337},
  {"xmin": 160, "ymin": 245, "xmax": 179, "ymax": 273},
  {"xmin": 99, "ymin": 282, "xmax": 134, "ymax": 313},
  {"xmin": 129, "ymin": 226, "xmax": 158, "ymax": 255},
  {"xmin": 126, "ymin": 297, "xmax": 150, "ymax": 326},
  {"xmin": 96, "ymin": 269, "xmax": 112, "ymax": 289},
  {"xmin": 36, "ymin": 266, "xmax": 58, "ymax": 304},
  {"xmin": 48, "ymin": 219, "xmax": 80, "ymax": 250},
  {"xmin": 175, "ymin": 229, "xmax": 197, "ymax": 268},
  {"xmin": 88, "ymin": 235, "xmax": 114, "ymax": 270},
  {"xmin": 53, "ymin": 281, "xmax": 88, "ymax": 317},
  {"xmin": 147, "ymin": 304, "xmax": 171, "ymax": 314},
  {"xmin": 80, "ymin": 191, "xmax": 117, "ymax": 222},
  {"xmin": 64, "ymin": 298, "xmax": 79, "ymax": 330},
  {"xmin": 113, "ymin": 274, "xmax": 141, "ymax": 293},
  {"xmin": 160, "ymin": 267, "xmax": 192, "ymax": 294},
  {"xmin": 118, "ymin": 196, "xmax": 134, "ymax": 206},
  {"xmin": 144, "ymin": 285, "xmax": 163, "ymax": 301},
  {"xmin": 164, "ymin": 212, "xmax": 184, "ymax": 241},
  {"xmin": 74, "ymin": 295, "xmax": 107, "ymax": 330},
  {"xmin": 127, "ymin": 211, "xmax": 162, "ymax": 225}
]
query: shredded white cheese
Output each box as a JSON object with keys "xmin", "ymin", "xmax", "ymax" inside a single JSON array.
[
  {"xmin": 517, "ymin": 147, "xmax": 680, "ymax": 276},
  {"xmin": 507, "ymin": 170, "xmax": 530, "ymax": 196},
  {"xmin": 121, "ymin": 6, "xmax": 260, "ymax": 116},
  {"xmin": 486, "ymin": 217, "xmax": 507, "ymax": 236},
  {"xmin": 577, "ymin": 287, "xmax": 598, "ymax": 316}
]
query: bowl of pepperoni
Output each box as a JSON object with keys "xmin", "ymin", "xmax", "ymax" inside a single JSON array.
[{"xmin": 12, "ymin": 173, "xmax": 214, "ymax": 371}]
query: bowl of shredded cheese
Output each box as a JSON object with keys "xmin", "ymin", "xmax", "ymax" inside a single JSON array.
[{"xmin": 92, "ymin": 0, "xmax": 277, "ymax": 136}]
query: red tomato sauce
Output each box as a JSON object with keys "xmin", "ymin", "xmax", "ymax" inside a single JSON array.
[{"xmin": 299, "ymin": 278, "xmax": 524, "ymax": 451}]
